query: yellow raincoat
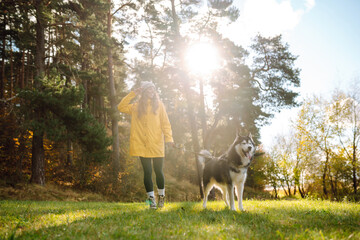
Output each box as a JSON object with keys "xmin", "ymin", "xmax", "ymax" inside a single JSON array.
[{"xmin": 118, "ymin": 91, "xmax": 173, "ymax": 158}]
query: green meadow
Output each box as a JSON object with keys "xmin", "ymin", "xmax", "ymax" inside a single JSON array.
[{"xmin": 1, "ymin": 200, "xmax": 359, "ymax": 239}]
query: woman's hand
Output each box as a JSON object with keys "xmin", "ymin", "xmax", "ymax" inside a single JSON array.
[{"xmin": 166, "ymin": 142, "xmax": 175, "ymax": 148}]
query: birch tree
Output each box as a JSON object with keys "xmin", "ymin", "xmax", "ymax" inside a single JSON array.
[{"xmin": 328, "ymin": 86, "xmax": 360, "ymax": 196}]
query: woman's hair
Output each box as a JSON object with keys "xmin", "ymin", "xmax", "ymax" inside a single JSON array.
[{"xmin": 137, "ymin": 91, "xmax": 160, "ymax": 118}]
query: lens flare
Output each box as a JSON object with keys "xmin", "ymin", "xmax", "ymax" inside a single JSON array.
[{"xmin": 185, "ymin": 43, "xmax": 220, "ymax": 75}]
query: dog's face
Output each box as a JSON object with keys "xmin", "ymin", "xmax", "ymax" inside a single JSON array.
[{"xmin": 234, "ymin": 133, "xmax": 256, "ymax": 163}]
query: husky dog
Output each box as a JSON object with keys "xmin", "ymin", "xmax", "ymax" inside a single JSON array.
[{"xmin": 198, "ymin": 132, "xmax": 256, "ymax": 211}]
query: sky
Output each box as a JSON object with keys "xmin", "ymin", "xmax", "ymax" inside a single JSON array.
[{"xmin": 221, "ymin": 0, "xmax": 360, "ymax": 149}]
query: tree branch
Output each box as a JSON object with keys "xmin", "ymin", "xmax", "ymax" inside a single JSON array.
[
  {"xmin": 0, "ymin": 94, "xmax": 18, "ymax": 102},
  {"xmin": 337, "ymin": 132, "xmax": 353, "ymax": 161},
  {"xmin": 198, "ymin": 11, "xmax": 212, "ymax": 37},
  {"xmin": 112, "ymin": 1, "xmax": 135, "ymax": 16},
  {"xmin": 49, "ymin": 22, "xmax": 78, "ymax": 28},
  {"xmin": 251, "ymin": 77, "xmax": 268, "ymax": 91}
]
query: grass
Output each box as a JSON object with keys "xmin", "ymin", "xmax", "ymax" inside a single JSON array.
[
  {"xmin": 0, "ymin": 184, "xmax": 108, "ymax": 202},
  {"xmin": 1, "ymin": 199, "xmax": 359, "ymax": 239}
]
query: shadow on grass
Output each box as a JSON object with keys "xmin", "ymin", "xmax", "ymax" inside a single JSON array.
[{"xmin": 2, "ymin": 200, "xmax": 360, "ymax": 239}]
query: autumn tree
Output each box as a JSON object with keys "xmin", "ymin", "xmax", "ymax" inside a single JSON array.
[
  {"xmin": 263, "ymin": 153, "xmax": 280, "ymax": 199},
  {"xmin": 295, "ymin": 96, "xmax": 338, "ymax": 198},
  {"xmin": 328, "ymin": 86, "xmax": 360, "ymax": 197},
  {"xmin": 293, "ymin": 128, "xmax": 316, "ymax": 198}
]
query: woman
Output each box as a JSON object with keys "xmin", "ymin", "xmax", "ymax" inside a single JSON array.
[{"xmin": 118, "ymin": 81, "xmax": 174, "ymax": 209}]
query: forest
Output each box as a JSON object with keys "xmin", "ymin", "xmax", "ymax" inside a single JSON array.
[{"xmin": 0, "ymin": 0, "xmax": 358, "ymax": 202}]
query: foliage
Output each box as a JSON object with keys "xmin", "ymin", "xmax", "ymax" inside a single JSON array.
[
  {"xmin": 1, "ymin": 200, "xmax": 359, "ymax": 239},
  {"xmin": 18, "ymin": 76, "xmax": 111, "ymax": 163},
  {"xmin": 265, "ymin": 87, "xmax": 360, "ymax": 201},
  {"xmin": 250, "ymin": 34, "xmax": 300, "ymax": 110}
]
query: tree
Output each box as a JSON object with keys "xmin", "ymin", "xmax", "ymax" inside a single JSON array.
[
  {"xmin": 19, "ymin": 76, "xmax": 112, "ymax": 186},
  {"xmin": 129, "ymin": 0, "xmax": 241, "ymax": 197},
  {"xmin": 30, "ymin": 0, "xmax": 47, "ymax": 185},
  {"xmin": 293, "ymin": 129, "xmax": 315, "ymax": 198},
  {"xmin": 166, "ymin": 0, "xmax": 242, "ymax": 198},
  {"xmin": 265, "ymin": 133, "xmax": 297, "ymax": 197},
  {"xmin": 263, "ymin": 153, "xmax": 280, "ymax": 199},
  {"xmin": 250, "ymin": 34, "xmax": 300, "ymax": 111},
  {"xmin": 328, "ymin": 87, "xmax": 360, "ymax": 197},
  {"xmin": 295, "ymin": 96, "xmax": 336, "ymax": 198},
  {"xmin": 208, "ymin": 36, "xmax": 264, "ymax": 148},
  {"xmin": 1, "ymin": 0, "xmax": 114, "ymax": 187},
  {"xmin": 107, "ymin": 0, "xmax": 138, "ymax": 178}
]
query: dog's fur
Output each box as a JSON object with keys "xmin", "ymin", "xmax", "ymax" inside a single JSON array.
[{"xmin": 198, "ymin": 133, "xmax": 256, "ymax": 211}]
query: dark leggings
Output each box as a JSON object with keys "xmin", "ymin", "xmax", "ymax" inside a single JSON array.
[{"xmin": 139, "ymin": 157, "xmax": 164, "ymax": 192}]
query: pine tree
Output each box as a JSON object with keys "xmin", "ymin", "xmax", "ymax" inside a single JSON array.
[
  {"xmin": 0, "ymin": 0, "xmax": 113, "ymax": 186},
  {"xmin": 30, "ymin": 0, "xmax": 47, "ymax": 185},
  {"xmin": 107, "ymin": 0, "xmax": 138, "ymax": 177}
]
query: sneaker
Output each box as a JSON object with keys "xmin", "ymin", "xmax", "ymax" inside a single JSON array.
[
  {"xmin": 147, "ymin": 196, "xmax": 157, "ymax": 209},
  {"xmin": 158, "ymin": 195, "xmax": 165, "ymax": 208}
]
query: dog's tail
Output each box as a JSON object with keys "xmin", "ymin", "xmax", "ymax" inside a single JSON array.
[{"xmin": 197, "ymin": 149, "xmax": 212, "ymax": 170}]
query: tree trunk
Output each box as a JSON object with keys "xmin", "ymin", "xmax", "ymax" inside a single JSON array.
[
  {"xmin": 20, "ymin": 51, "xmax": 25, "ymax": 89},
  {"xmin": 286, "ymin": 180, "xmax": 292, "ymax": 196},
  {"xmin": 81, "ymin": 75, "xmax": 88, "ymax": 108},
  {"xmin": 107, "ymin": 2, "xmax": 121, "ymax": 176},
  {"xmin": 322, "ymin": 152, "xmax": 329, "ymax": 198},
  {"xmin": 203, "ymin": 115, "xmax": 220, "ymax": 150},
  {"xmin": 170, "ymin": 0, "xmax": 203, "ymax": 198},
  {"xmin": 199, "ymin": 77, "xmax": 213, "ymax": 207},
  {"xmin": 297, "ymin": 184, "xmax": 305, "ymax": 198},
  {"xmin": 293, "ymin": 158, "xmax": 300, "ymax": 196},
  {"xmin": 30, "ymin": 131, "xmax": 45, "ymax": 185},
  {"xmin": 17, "ymin": 132, "xmax": 27, "ymax": 182},
  {"xmin": 1, "ymin": 10, "xmax": 6, "ymax": 99},
  {"xmin": 30, "ymin": 0, "xmax": 46, "ymax": 186},
  {"xmin": 66, "ymin": 138, "xmax": 73, "ymax": 166},
  {"xmin": 25, "ymin": 51, "xmax": 30, "ymax": 87},
  {"xmin": 352, "ymin": 133, "xmax": 357, "ymax": 195},
  {"xmin": 10, "ymin": 40, "xmax": 13, "ymax": 97},
  {"xmin": 329, "ymin": 173, "xmax": 336, "ymax": 199},
  {"xmin": 280, "ymin": 181, "xmax": 288, "ymax": 196},
  {"xmin": 273, "ymin": 184, "xmax": 278, "ymax": 199},
  {"xmin": 199, "ymin": 79, "xmax": 207, "ymax": 147},
  {"xmin": 183, "ymin": 74, "xmax": 203, "ymax": 198}
]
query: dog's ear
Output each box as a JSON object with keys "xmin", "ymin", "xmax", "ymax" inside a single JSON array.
[
  {"xmin": 236, "ymin": 128, "xmax": 245, "ymax": 137},
  {"xmin": 237, "ymin": 128, "xmax": 249, "ymax": 138},
  {"xmin": 248, "ymin": 133, "xmax": 254, "ymax": 142}
]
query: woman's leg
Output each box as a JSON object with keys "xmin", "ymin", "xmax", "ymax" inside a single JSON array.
[
  {"xmin": 153, "ymin": 157, "xmax": 165, "ymax": 193},
  {"xmin": 139, "ymin": 157, "xmax": 154, "ymax": 195}
]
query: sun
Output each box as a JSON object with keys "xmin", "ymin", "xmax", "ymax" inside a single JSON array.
[{"xmin": 185, "ymin": 42, "xmax": 220, "ymax": 75}]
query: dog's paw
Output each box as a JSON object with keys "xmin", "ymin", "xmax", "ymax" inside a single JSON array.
[
  {"xmin": 238, "ymin": 204, "xmax": 244, "ymax": 211},
  {"xmin": 238, "ymin": 207, "xmax": 246, "ymax": 212}
]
